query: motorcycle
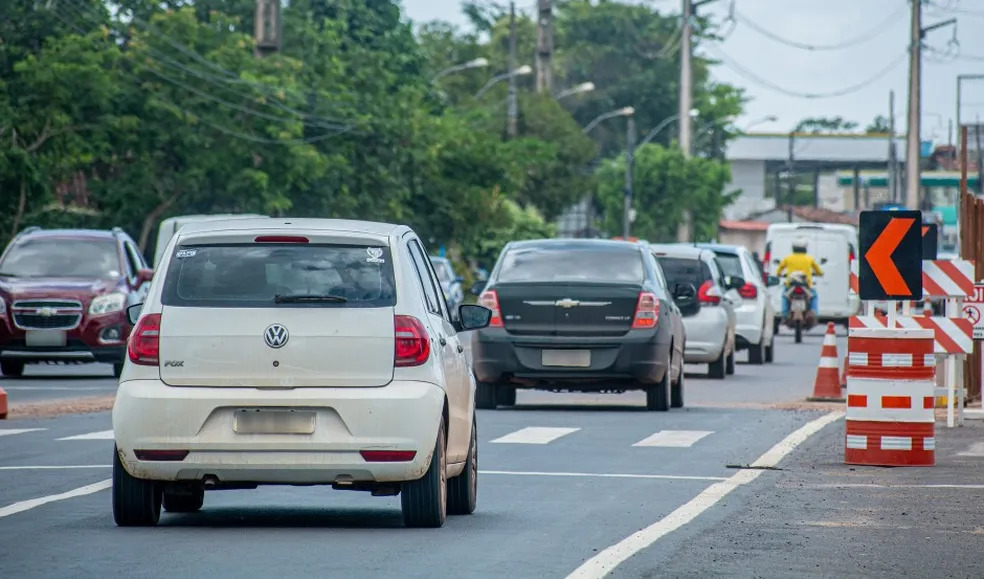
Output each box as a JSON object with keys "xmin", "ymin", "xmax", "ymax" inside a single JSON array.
[{"xmin": 783, "ymin": 271, "xmax": 817, "ymax": 343}]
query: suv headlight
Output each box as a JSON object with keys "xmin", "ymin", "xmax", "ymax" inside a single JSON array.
[
  {"xmin": 0, "ymin": 298, "xmax": 6, "ymax": 317},
  {"xmin": 89, "ymin": 292, "xmax": 126, "ymax": 315}
]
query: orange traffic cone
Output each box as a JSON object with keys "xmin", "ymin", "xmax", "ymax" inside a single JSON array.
[
  {"xmin": 922, "ymin": 299, "xmax": 933, "ymax": 317},
  {"xmin": 0, "ymin": 387, "xmax": 7, "ymax": 419},
  {"xmin": 807, "ymin": 322, "xmax": 846, "ymax": 402}
]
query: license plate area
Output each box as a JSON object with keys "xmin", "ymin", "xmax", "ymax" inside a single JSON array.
[
  {"xmin": 541, "ymin": 349, "xmax": 591, "ymax": 367},
  {"xmin": 233, "ymin": 409, "xmax": 316, "ymax": 435},
  {"xmin": 25, "ymin": 330, "xmax": 67, "ymax": 347},
  {"xmin": 791, "ymin": 301, "xmax": 806, "ymax": 312}
]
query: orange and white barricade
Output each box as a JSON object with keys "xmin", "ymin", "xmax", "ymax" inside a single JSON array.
[{"xmin": 844, "ymin": 327, "xmax": 936, "ymax": 467}]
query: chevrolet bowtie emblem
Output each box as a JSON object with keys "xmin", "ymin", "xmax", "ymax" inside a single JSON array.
[
  {"xmin": 38, "ymin": 307, "xmax": 55, "ymax": 317},
  {"xmin": 554, "ymin": 299, "xmax": 580, "ymax": 308}
]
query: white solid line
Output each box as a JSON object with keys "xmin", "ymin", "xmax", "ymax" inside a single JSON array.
[
  {"xmin": 0, "ymin": 465, "xmax": 111, "ymax": 471},
  {"xmin": 0, "ymin": 479, "xmax": 112, "ymax": 519},
  {"xmin": 480, "ymin": 470, "xmax": 728, "ymax": 482},
  {"xmin": 632, "ymin": 430, "xmax": 714, "ymax": 448},
  {"xmin": 565, "ymin": 411, "xmax": 845, "ymax": 579},
  {"xmin": 490, "ymin": 426, "xmax": 580, "ymax": 444},
  {"xmin": 56, "ymin": 429, "xmax": 114, "ymax": 441},
  {"xmin": 0, "ymin": 428, "xmax": 45, "ymax": 437}
]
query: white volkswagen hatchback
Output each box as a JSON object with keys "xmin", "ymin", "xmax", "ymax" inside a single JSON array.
[{"xmin": 112, "ymin": 218, "xmax": 491, "ymax": 528}]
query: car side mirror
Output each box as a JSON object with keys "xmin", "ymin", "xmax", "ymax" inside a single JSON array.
[
  {"xmin": 456, "ymin": 304, "xmax": 492, "ymax": 331},
  {"xmin": 766, "ymin": 275, "xmax": 781, "ymax": 287},
  {"xmin": 820, "ymin": 258, "xmax": 828, "ymax": 265},
  {"xmin": 135, "ymin": 268, "xmax": 154, "ymax": 287},
  {"xmin": 469, "ymin": 280, "xmax": 486, "ymax": 296},
  {"xmin": 724, "ymin": 276, "xmax": 746, "ymax": 290},
  {"xmin": 673, "ymin": 283, "xmax": 700, "ymax": 315},
  {"xmin": 126, "ymin": 303, "xmax": 144, "ymax": 326}
]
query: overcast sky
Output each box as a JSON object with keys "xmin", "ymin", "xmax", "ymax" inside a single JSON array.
[{"xmin": 400, "ymin": 0, "xmax": 984, "ymax": 144}]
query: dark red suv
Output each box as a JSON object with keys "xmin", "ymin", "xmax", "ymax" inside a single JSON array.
[{"xmin": 0, "ymin": 227, "xmax": 154, "ymax": 377}]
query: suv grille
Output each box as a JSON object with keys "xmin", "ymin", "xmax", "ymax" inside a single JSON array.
[{"xmin": 12, "ymin": 299, "xmax": 83, "ymax": 330}]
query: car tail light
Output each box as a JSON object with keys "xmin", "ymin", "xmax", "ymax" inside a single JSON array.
[
  {"xmin": 698, "ymin": 281, "xmax": 721, "ymax": 305},
  {"xmin": 738, "ymin": 282, "xmax": 758, "ymax": 299},
  {"xmin": 134, "ymin": 450, "xmax": 188, "ymax": 461},
  {"xmin": 360, "ymin": 450, "xmax": 417, "ymax": 462},
  {"xmin": 631, "ymin": 292, "xmax": 660, "ymax": 329},
  {"xmin": 254, "ymin": 235, "xmax": 309, "ymax": 243},
  {"xmin": 394, "ymin": 315, "xmax": 430, "ymax": 367},
  {"xmin": 793, "ymin": 286, "xmax": 805, "ymax": 295},
  {"xmin": 478, "ymin": 290, "xmax": 503, "ymax": 327},
  {"xmin": 127, "ymin": 313, "xmax": 161, "ymax": 366}
]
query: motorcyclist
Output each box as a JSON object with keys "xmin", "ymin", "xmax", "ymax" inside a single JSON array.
[{"xmin": 776, "ymin": 238, "xmax": 823, "ymax": 316}]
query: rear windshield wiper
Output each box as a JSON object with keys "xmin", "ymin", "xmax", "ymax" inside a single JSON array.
[{"xmin": 274, "ymin": 294, "xmax": 348, "ymax": 303}]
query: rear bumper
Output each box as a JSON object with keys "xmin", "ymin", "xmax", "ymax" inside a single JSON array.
[
  {"xmin": 471, "ymin": 327, "xmax": 670, "ymax": 386},
  {"xmin": 112, "ymin": 379, "xmax": 445, "ymax": 484}
]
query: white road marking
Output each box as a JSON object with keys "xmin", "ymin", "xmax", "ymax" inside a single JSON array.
[
  {"xmin": 0, "ymin": 386, "xmax": 113, "ymax": 391},
  {"xmin": 0, "ymin": 465, "xmax": 111, "ymax": 471},
  {"xmin": 566, "ymin": 411, "xmax": 845, "ymax": 579},
  {"xmin": 490, "ymin": 427, "xmax": 579, "ymax": 444},
  {"xmin": 0, "ymin": 428, "xmax": 45, "ymax": 437},
  {"xmin": 0, "ymin": 479, "xmax": 112, "ymax": 519},
  {"xmin": 480, "ymin": 470, "xmax": 727, "ymax": 482},
  {"xmin": 56, "ymin": 429, "xmax": 114, "ymax": 441},
  {"xmin": 632, "ymin": 430, "xmax": 714, "ymax": 448}
]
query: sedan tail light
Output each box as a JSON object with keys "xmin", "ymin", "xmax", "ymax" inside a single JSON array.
[
  {"xmin": 698, "ymin": 281, "xmax": 721, "ymax": 305},
  {"xmin": 631, "ymin": 292, "xmax": 660, "ymax": 329},
  {"xmin": 738, "ymin": 282, "xmax": 758, "ymax": 299},
  {"xmin": 394, "ymin": 315, "xmax": 430, "ymax": 367},
  {"xmin": 478, "ymin": 290, "xmax": 503, "ymax": 327},
  {"xmin": 127, "ymin": 313, "xmax": 161, "ymax": 366}
]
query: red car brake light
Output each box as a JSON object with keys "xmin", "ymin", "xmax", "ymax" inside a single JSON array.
[
  {"xmin": 738, "ymin": 282, "xmax": 758, "ymax": 299},
  {"xmin": 127, "ymin": 313, "xmax": 161, "ymax": 366},
  {"xmin": 698, "ymin": 281, "xmax": 721, "ymax": 305},
  {"xmin": 631, "ymin": 292, "xmax": 660, "ymax": 329},
  {"xmin": 478, "ymin": 290, "xmax": 503, "ymax": 327},
  {"xmin": 394, "ymin": 315, "xmax": 430, "ymax": 367}
]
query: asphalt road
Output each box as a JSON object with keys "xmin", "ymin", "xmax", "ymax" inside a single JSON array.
[
  {"xmin": 0, "ymin": 363, "xmax": 118, "ymax": 404},
  {"xmin": 0, "ymin": 327, "xmax": 858, "ymax": 578}
]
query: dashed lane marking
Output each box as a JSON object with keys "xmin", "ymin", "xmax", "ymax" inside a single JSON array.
[
  {"xmin": 632, "ymin": 430, "xmax": 714, "ymax": 448},
  {"xmin": 490, "ymin": 427, "xmax": 580, "ymax": 444},
  {"xmin": 55, "ymin": 429, "xmax": 114, "ymax": 441},
  {"xmin": 0, "ymin": 479, "xmax": 112, "ymax": 519},
  {"xmin": 0, "ymin": 429, "xmax": 46, "ymax": 437},
  {"xmin": 565, "ymin": 411, "xmax": 845, "ymax": 579}
]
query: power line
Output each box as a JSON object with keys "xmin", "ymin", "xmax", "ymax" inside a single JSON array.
[
  {"xmin": 731, "ymin": 4, "xmax": 907, "ymax": 51},
  {"xmin": 704, "ymin": 43, "xmax": 907, "ymax": 99}
]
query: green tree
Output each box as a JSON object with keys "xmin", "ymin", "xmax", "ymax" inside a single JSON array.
[
  {"xmin": 866, "ymin": 115, "xmax": 892, "ymax": 134},
  {"xmin": 595, "ymin": 144, "xmax": 736, "ymax": 242},
  {"xmin": 794, "ymin": 116, "xmax": 859, "ymax": 134}
]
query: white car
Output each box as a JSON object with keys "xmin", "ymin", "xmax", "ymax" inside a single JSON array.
[
  {"xmin": 651, "ymin": 244, "xmax": 738, "ymax": 379},
  {"xmin": 112, "ymin": 218, "xmax": 492, "ymax": 528},
  {"xmin": 697, "ymin": 243, "xmax": 779, "ymax": 364}
]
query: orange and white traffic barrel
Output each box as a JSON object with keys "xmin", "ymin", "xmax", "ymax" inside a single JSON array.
[{"xmin": 844, "ymin": 327, "xmax": 936, "ymax": 467}]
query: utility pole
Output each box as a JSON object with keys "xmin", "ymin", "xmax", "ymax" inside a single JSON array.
[
  {"xmin": 786, "ymin": 132, "xmax": 795, "ymax": 222},
  {"xmin": 624, "ymin": 114, "xmax": 636, "ymax": 238},
  {"xmin": 904, "ymin": 0, "xmax": 922, "ymax": 210},
  {"xmin": 888, "ymin": 90, "xmax": 898, "ymax": 203},
  {"xmin": 676, "ymin": 0, "xmax": 695, "ymax": 242},
  {"xmin": 507, "ymin": 1, "xmax": 518, "ymax": 138},
  {"xmin": 254, "ymin": 0, "xmax": 281, "ymax": 58},
  {"xmin": 536, "ymin": 0, "xmax": 553, "ymax": 94}
]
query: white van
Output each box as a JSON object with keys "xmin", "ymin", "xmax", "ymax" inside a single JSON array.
[
  {"xmin": 153, "ymin": 214, "xmax": 266, "ymax": 267},
  {"xmin": 763, "ymin": 223, "xmax": 860, "ymax": 330}
]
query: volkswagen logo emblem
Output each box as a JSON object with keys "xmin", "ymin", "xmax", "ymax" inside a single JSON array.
[{"xmin": 264, "ymin": 324, "xmax": 289, "ymax": 349}]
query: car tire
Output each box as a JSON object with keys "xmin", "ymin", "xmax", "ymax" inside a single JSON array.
[
  {"xmin": 708, "ymin": 349, "xmax": 726, "ymax": 379},
  {"xmin": 1, "ymin": 360, "xmax": 24, "ymax": 377},
  {"xmin": 401, "ymin": 418, "xmax": 447, "ymax": 528},
  {"xmin": 497, "ymin": 386, "xmax": 516, "ymax": 407},
  {"xmin": 113, "ymin": 362, "xmax": 124, "ymax": 378},
  {"xmin": 726, "ymin": 348, "xmax": 736, "ymax": 375},
  {"xmin": 645, "ymin": 356, "xmax": 671, "ymax": 411},
  {"xmin": 670, "ymin": 354, "xmax": 685, "ymax": 409},
  {"xmin": 748, "ymin": 332, "xmax": 765, "ymax": 365},
  {"xmin": 447, "ymin": 417, "xmax": 478, "ymax": 516},
  {"xmin": 112, "ymin": 445, "xmax": 162, "ymax": 527},
  {"xmin": 765, "ymin": 333, "xmax": 775, "ymax": 363},
  {"xmin": 773, "ymin": 317, "xmax": 781, "ymax": 336},
  {"xmin": 162, "ymin": 489, "xmax": 204, "ymax": 513},
  {"xmin": 476, "ymin": 381, "xmax": 497, "ymax": 410}
]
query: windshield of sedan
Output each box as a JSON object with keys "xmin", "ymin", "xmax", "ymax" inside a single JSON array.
[
  {"xmin": 0, "ymin": 238, "xmax": 121, "ymax": 279},
  {"xmin": 497, "ymin": 247, "xmax": 644, "ymax": 283},
  {"xmin": 161, "ymin": 243, "xmax": 397, "ymax": 308}
]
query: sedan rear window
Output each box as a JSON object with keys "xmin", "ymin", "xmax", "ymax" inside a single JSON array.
[
  {"xmin": 497, "ymin": 247, "xmax": 644, "ymax": 283},
  {"xmin": 656, "ymin": 257, "xmax": 711, "ymax": 287},
  {"xmin": 161, "ymin": 244, "xmax": 396, "ymax": 308},
  {"xmin": 713, "ymin": 253, "xmax": 744, "ymax": 278}
]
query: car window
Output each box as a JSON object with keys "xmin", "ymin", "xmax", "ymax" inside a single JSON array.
[
  {"xmin": 431, "ymin": 259, "xmax": 452, "ymax": 284},
  {"xmin": 497, "ymin": 247, "xmax": 644, "ymax": 283},
  {"xmin": 123, "ymin": 242, "xmax": 140, "ymax": 278},
  {"xmin": 160, "ymin": 243, "xmax": 396, "ymax": 308},
  {"xmin": 0, "ymin": 237, "xmax": 121, "ymax": 279},
  {"xmin": 655, "ymin": 257, "xmax": 704, "ymax": 288},
  {"xmin": 713, "ymin": 252, "xmax": 744, "ymax": 279},
  {"xmin": 407, "ymin": 239, "xmax": 448, "ymax": 319},
  {"xmin": 648, "ymin": 254, "xmax": 670, "ymax": 294},
  {"xmin": 703, "ymin": 257, "xmax": 722, "ymax": 283}
]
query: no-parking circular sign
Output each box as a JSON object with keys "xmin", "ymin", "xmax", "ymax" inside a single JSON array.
[{"xmin": 966, "ymin": 284, "xmax": 984, "ymax": 340}]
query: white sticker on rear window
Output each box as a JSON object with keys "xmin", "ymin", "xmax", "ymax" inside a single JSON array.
[
  {"xmin": 365, "ymin": 247, "xmax": 385, "ymax": 264},
  {"xmin": 175, "ymin": 249, "xmax": 198, "ymax": 259}
]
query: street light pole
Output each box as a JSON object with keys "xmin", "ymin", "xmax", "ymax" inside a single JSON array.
[
  {"xmin": 624, "ymin": 114, "xmax": 636, "ymax": 238},
  {"xmin": 431, "ymin": 58, "xmax": 489, "ymax": 81}
]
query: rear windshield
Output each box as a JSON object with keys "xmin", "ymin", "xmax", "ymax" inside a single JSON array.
[
  {"xmin": 656, "ymin": 257, "xmax": 711, "ymax": 287},
  {"xmin": 161, "ymin": 244, "xmax": 396, "ymax": 308},
  {"xmin": 713, "ymin": 253, "xmax": 744, "ymax": 278},
  {"xmin": 497, "ymin": 247, "xmax": 644, "ymax": 283}
]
